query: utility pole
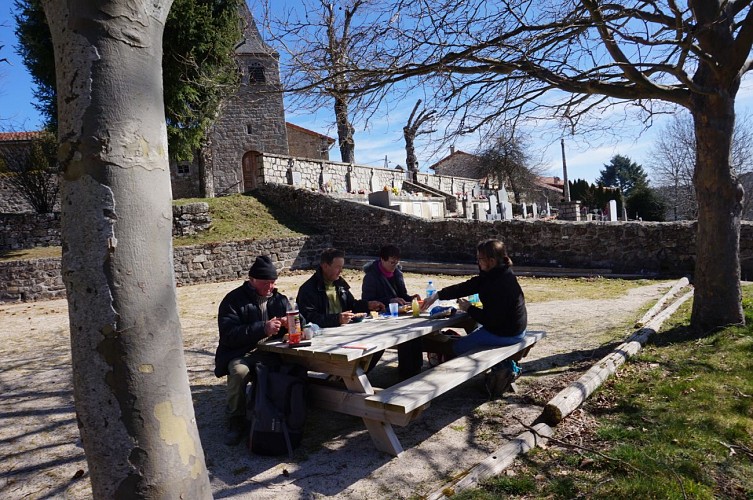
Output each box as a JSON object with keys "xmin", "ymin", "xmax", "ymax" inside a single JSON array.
[{"xmin": 561, "ymin": 138, "xmax": 571, "ymax": 202}]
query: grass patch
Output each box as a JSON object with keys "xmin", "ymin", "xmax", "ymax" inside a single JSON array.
[
  {"xmin": 457, "ymin": 285, "xmax": 753, "ymax": 499},
  {"xmin": 172, "ymin": 192, "xmax": 318, "ymax": 246},
  {"xmin": 0, "ymin": 246, "xmax": 62, "ymax": 261},
  {"xmin": 521, "ymin": 276, "xmax": 658, "ymax": 302},
  {"xmin": 1, "ymin": 193, "xmax": 318, "ymax": 261}
]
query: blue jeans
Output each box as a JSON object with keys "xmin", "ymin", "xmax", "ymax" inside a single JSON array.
[{"xmin": 453, "ymin": 327, "xmax": 526, "ymax": 372}]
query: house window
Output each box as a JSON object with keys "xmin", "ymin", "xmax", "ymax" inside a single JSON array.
[
  {"xmin": 177, "ymin": 162, "xmax": 190, "ymax": 175},
  {"xmin": 248, "ymin": 63, "xmax": 265, "ymax": 83},
  {"xmin": 247, "ymin": 124, "xmax": 253, "ymax": 134}
]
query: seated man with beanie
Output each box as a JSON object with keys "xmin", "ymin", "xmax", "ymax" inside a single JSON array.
[{"xmin": 215, "ymin": 255, "xmax": 289, "ymax": 446}]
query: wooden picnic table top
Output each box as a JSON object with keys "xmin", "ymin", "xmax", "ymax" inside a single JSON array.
[{"xmin": 256, "ymin": 311, "xmax": 468, "ymax": 362}]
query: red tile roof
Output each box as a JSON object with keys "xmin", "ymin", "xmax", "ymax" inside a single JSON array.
[
  {"xmin": 285, "ymin": 122, "xmax": 335, "ymax": 144},
  {"xmin": 0, "ymin": 131, "xmax": 44, "ymax": 142}
]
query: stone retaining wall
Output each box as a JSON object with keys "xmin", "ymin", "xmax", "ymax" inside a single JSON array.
[
  {"xmin": 1, "ymin": 202, "xmax": 212, "ymax": 250},
  {"xmin": 255, "ymin": 183, "xmax": 753, "ymax": 278},
  {"xmin": 0, "ymin": 212, "xmax": 62, "ymax": 251},
  {"xmin": 0, "ymin": 235, "xmax": 331, "ymax": 303}
]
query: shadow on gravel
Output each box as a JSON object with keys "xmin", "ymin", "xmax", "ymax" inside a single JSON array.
[{"xmin": 189, "ymin": 359, "xmax": 516, "ymax": 498}]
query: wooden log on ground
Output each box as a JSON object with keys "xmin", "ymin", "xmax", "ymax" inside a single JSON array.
[
  {"xmin": 541, "ymin": 289, "xmax": 694, "ymax": 425},
  {"xmin": 635, "ymin": 276, "xmax": 690, "ymax": 327},
  {"xmin": 426, "ymin": 423, "xmax": 553, "ymax": 500}
]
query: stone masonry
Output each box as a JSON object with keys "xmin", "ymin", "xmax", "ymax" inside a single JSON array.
[{"xmin": 0, "ymin": 235, "xmax": 331, "ymax": 303}]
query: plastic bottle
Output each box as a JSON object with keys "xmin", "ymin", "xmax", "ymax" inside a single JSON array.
[
  {"xmin": 287, "ymin": 297, "xmax": 302, "ymax": 344},
  {"xmin": 426, "ymin": 281, "xmax": 436, "ymax": 298},
  {"xmin": 411, "ymin": 297, "xmax": 420, "ymax": 317}
]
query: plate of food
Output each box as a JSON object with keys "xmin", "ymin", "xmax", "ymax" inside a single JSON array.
[{"xmin": 350, "ymin": 312, "xmax": 368, "ymax": 323}]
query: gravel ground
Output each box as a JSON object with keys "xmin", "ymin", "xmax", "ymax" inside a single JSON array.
[{"xmin": 0, "ymin": 271, "xmax": 674, "ymax": 499}]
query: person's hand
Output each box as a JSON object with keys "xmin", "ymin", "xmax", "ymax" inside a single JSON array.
[
  {"xmin": 368, "ymin": 300, "xmax": 386, "ymax": 312},
  {"xmin": 390, "ymin": 297, "xmax": 407, "ymax": 306},
  {"xmin": 264, "ymin": 317, "xmax": 283, "ymax": 337},
  {"xmin": 411, "ymin": 293, "xmax": 422, "ymax": 301},
  {"xmin": 420, "ymin": 293, "xmax": 438, "ymax": 312},
  {"xmin": 457, "ymin": 298, "xmax": 471, "ymax": 312},
  {"xmin": 339, "ymin": 311, "xmax": 356, "ymax": 325}
]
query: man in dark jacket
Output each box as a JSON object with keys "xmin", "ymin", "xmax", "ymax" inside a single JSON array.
[
  {"xmin": 215, "ymin": 255, "xmax": 289, "ymax": 445},
  {"xmin": 296, "ymin": 248, "xmax": 384, "ymax": 328}
]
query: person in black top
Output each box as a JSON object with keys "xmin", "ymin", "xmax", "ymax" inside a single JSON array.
[
  {"xmin": 421, "ymin": 239, "xmax": 528, "ymax": 393},
  {"xmin": 215, "ymin": 255, "xmax": 289, "ymax": 445},
  {"xmin": 361, "ymin": 245, "xmax": 420, "ymax": 307},
  {"xmin": 361, "ymin": 245, "xmax": 424, "ymax": 379}
]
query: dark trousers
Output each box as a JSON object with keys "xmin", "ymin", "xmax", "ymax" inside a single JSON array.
[{"xmin": 366, "ymin": 338, "xmax": 424, "ymax": 379}]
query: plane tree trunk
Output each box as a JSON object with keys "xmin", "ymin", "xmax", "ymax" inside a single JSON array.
[
  {"xmin": 43, "ymin": 0, "xmax": 211, "ymax": 496},
  {"xmin": 691, "ymin": 92, "xmax": 744, "ymax": 331}
]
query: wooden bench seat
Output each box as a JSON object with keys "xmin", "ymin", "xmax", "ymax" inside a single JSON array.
[{"xmin": 364, "ymin": 331, "xmax": 546, "ymax": 415}]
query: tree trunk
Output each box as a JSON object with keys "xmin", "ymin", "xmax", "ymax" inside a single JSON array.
[
  {"xmin": 691, "ymin": 92, "xmax": 744, "ymax": 331},
  {"xmin": 44, "ymin": 0, "xmax": 211, "ymax": 497},
  {"xmin": 334, "ymin": 96, "xmax": 355, "ymax": 163},
  {"xmin": 404, "ymin": 126, "xmax": 418, "ymax": 172}
]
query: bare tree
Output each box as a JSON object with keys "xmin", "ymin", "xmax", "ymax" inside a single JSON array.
[
  {"xmin": 651, "ymin": 112, "xmax": 753, "ymax": 220},
  {"xmin": 403, "ymin": 99, "xmax": 436, "ymax": 173},
  {"xmin": 650, "ymin": 116, "xmax": 699, "ymax": 220},
  {"xmin": 262, "ymin": 0, "xmax": 392, "ymax": 164},
  {"xmin": 0, "ymin": 131, "xmax": 59, "ymax": 213},
  {"xmin": 42, "ymin": 0, "xmax": 210, "ymax": 496},
  {"xmin": 477, "ymin": 131, "xmax": 544, "ymax": 204},
  {"xmin": 348, "ymin": 0, "xmax": 753, "ymax": 332}
]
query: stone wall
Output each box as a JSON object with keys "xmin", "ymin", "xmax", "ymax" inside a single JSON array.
[
  {"xmin": 172, "ymin": 202, "xmax": 212, "ymax": 236},
  {"xmin": 0, "ymin": 212, "xmax": 62, "ymax": 250},
  {"xmin": 255, "ymin": 183, "xmax": 753, "ymax": 278},
  {"xmin": 0, "ymin": 235, "xmax": 331, "ymax": 303},
  {"xmin": 260, "ymin": 153, "xmax": 484, "ymax": 198},
  {"xmin": 1, "ymin": 202, "xmax": 212, "ymax": 250},
  {"xmin": 0, "ymin": 176, "xmax": 35, "ymax": 213}
]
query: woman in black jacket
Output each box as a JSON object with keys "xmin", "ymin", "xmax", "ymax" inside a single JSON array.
[
  {"xmin": 361, "ymin": 245, "xmax": 423, "ymax": 379},
  {"xmin": 361, "ymin": 245, "xmax": 419, "ymax": 307},
  {"xmin": 421, "ymin": 239, "xmax": 527, "ymax": 389}
]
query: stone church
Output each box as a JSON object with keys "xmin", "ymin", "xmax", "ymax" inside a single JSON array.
[{"xmin": 169, "ymin": 3, "xmax": 333, "ymax": 199}]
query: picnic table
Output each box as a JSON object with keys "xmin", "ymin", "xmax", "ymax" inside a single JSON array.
[{"xmin": 257, "ymin": 311, "xmax": 544, "ymax": 456}]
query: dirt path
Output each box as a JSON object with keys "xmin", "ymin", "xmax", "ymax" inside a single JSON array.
[{"xmin": 0, "ymin": 273, "xmax": 675, "ymax": 499}]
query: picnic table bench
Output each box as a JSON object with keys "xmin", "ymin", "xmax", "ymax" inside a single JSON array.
[
  {"xmin": 364, "ymin": 331, "xmax": 546, "ymax": 415},
  {"xmin": 257, "ymin": 313, "xmax": 545, "ymax": 456}
]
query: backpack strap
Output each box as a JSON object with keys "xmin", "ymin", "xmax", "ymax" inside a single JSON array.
[
  {"xmin": 281, "ymin": 422, "xmax": 293, "ymax": 458},
  {"xmin": 248, "ymin": 362, "xmax": 269, "ymax": 451}
]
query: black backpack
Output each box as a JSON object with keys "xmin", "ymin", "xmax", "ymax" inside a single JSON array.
[{"xmin": 247, "ymin": 362, "xmax": 308, "ymax": 457}]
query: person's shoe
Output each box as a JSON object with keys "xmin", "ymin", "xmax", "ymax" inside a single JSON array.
[
  {"xmin": 485, "ymin": 369, "xmax": 514, "ymax": 398},
  {"xmin": 223, "ymin": 416, "xmax": 247, "ymax": 446},
  {"xmin": 427, "ymin": 352, "xmax": 444, "ymax": 367}
]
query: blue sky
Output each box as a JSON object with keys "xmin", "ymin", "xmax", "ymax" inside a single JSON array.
[{"xmin": 2, "ymin": 2, "xmax": 752, "ymax": 184}]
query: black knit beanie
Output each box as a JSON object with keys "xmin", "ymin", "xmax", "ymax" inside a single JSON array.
[{"xmin": 249, "ymin": 255, "xmax": 278, "ymax": 280}]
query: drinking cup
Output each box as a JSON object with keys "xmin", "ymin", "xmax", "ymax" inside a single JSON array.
[{"xmin": 389, "ymin": 302, "xmax": 399, "ymax": 318}]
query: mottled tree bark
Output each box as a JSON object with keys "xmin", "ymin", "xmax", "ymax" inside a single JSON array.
[
  {"xmin": 691, "ymin": 92, "xmax": 744, "ymax": 331},
  {"xmin": 43, "ymin": 0, "xmax": 211, "ymax": 497}
]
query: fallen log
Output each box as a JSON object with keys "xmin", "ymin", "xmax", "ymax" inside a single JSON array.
[
  {"xmin": 541, "ymin": 289, "xmax": 694, "ymax": 425},
  {"xmin": 635, "ymin": 276, "xmax": 690, "ymax": 327},
  {"xmin": 426, "ymin": 423, "xmax": 553, "ymax": 500}
]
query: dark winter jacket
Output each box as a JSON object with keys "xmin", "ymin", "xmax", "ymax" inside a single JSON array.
[
  {"xmin": 437, "ymin": 265, "xmax": 527, "ymax": 337},
  {"xmin": 214, "ymin": 282, "xmax": 290, "ymax": 377},
  {"xmin": 296, "ymin": 267, "xmax": 369, "ymax": 328},
  {"xmin": 361, "ymin": 259, "xmax": 412, "ymax": 307}
]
